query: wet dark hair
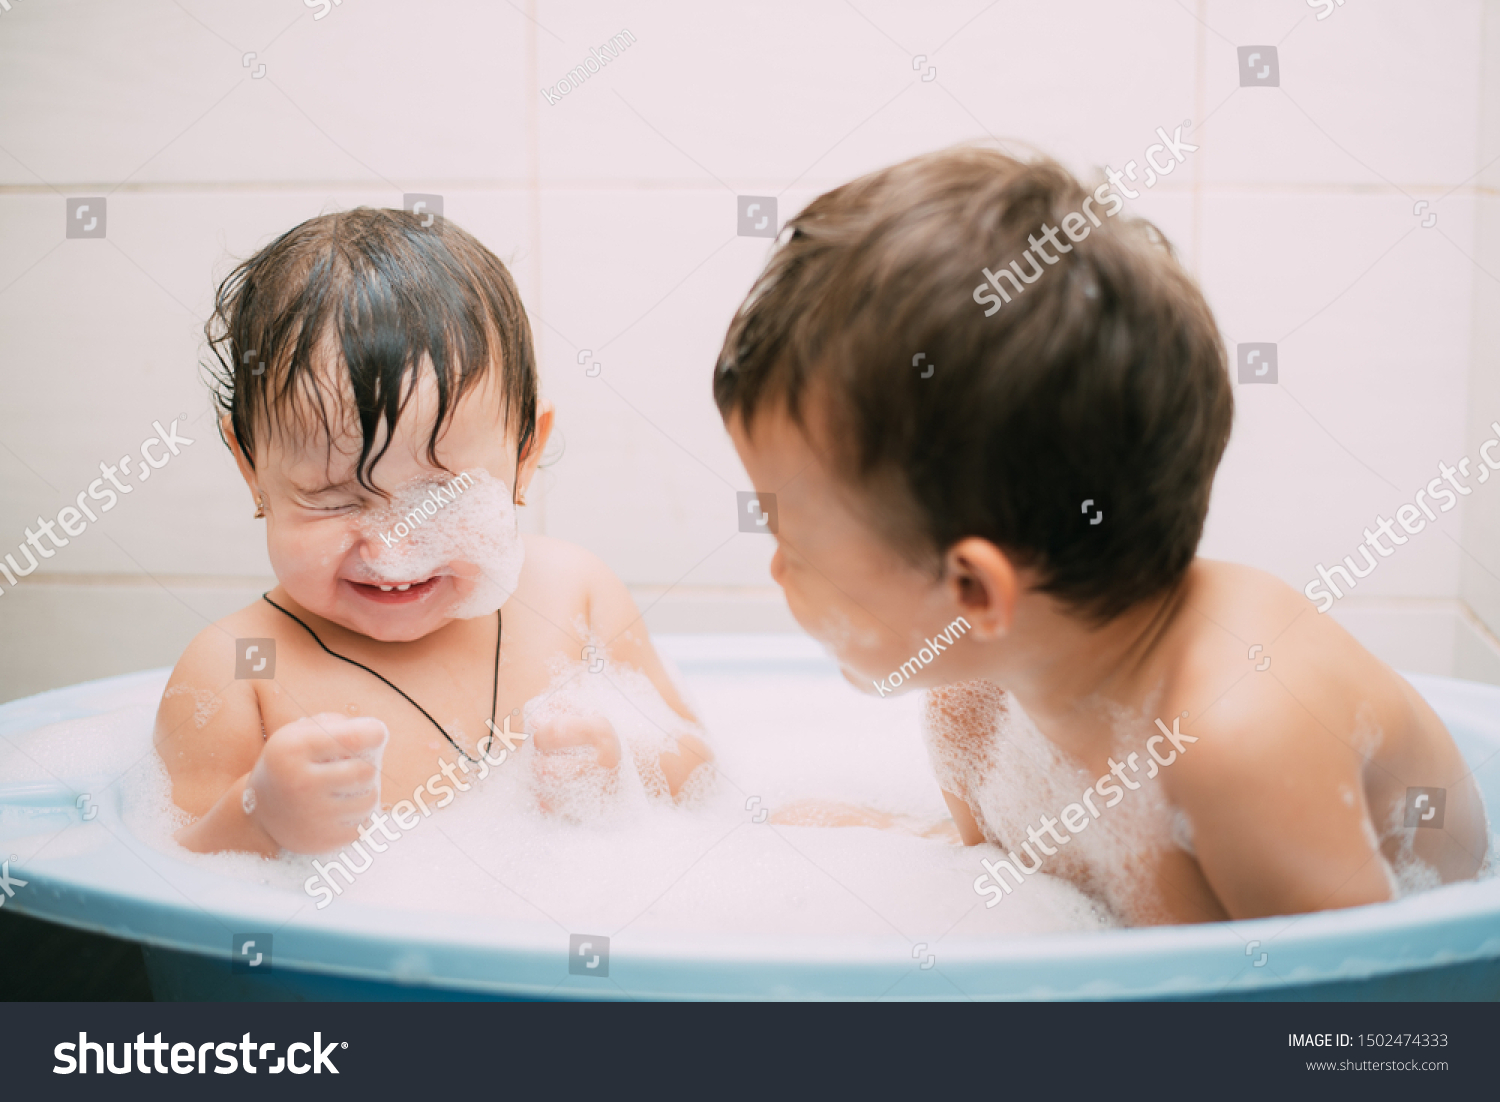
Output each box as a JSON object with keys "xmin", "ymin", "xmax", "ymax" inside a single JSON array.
[
  {"xmin": 206, "ymin": 208, "xmax": 537, "ymax": 498},
  {"xmin": 713, "ymin": 146, "xmax": 1233, "ymax": 623}
]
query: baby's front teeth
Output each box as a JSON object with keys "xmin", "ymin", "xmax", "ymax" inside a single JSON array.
[
  {"xmin": 379, "ymin": 585, "xmax": 393, "ymax": 592},
  {"xmin": 396, "ymin": 583, "xmax": 411, "ymax": 591}
]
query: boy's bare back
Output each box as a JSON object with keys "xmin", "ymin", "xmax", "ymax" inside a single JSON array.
[{"xmin": 929, "ymin": 560, "xmax": 1488, "ymax": 924}]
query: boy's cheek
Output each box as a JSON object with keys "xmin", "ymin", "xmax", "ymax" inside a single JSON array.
[
  {"xmin": 782, "ymin": 586, "xmax": 853, "ymax": 654},
  {"xmin": 775, "ymin": 559, "xmax": 924, "ymax": 676},
  {"xmin": 800, "ymin": 607, "xmax": 896, "ymax": 679}
]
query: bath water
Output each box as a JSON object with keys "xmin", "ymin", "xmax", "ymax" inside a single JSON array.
[{"xmin": 0, "ymin": 654, "xmax": 1115, "ymax": 940}]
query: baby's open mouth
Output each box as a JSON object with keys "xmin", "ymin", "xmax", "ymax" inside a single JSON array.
[{"xmin": 348, "ymin": 575, "xmax": 442, "ymax": 604}]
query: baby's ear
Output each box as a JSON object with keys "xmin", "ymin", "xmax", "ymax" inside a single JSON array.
[
  {"xmin": 531, "ymin": 398, "xmax": 555, "ymax": 455},
  {"xmin": 221, "ymin": 414, "xmax": 261, "ymax": 500},
  {"xmin": 518, "ymin": 398, "xmax": 555, "ymax": 486}
]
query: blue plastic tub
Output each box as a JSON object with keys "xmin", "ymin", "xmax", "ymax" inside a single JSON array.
[{"xmin": 1, "ymin": 636, "xmax": 1496, "ymax": 1000}]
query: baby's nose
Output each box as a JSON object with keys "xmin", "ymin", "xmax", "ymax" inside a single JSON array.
[{"xmin": 352, "ymin": 527, "xmax": 402, "ymax": 568}]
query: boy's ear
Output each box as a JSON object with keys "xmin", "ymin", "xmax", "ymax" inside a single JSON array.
[
  {"xmin": 517, "ymin": 397, "xmax": 554, "ymax": 499},
  {"xmin": 221, "ymin": 413, "xmax": 262, "ymax": 507},
  {"xmin": 942, "ymin": 538, "xmax": 1020, "ymax": 641}
]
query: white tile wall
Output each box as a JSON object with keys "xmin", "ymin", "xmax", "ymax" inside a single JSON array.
[
  {"xmin": 0, "ymin": 1, "xmax": 533, "ymax": 186},
  {"xmin": 1200, "ymin": 0, "xmax": 1484, "ymax": 188},
  {"xmin": 1198, "ymin": 191, "xmax": 1475, "ymax": 596},
  {"xmin": 1462, "ymin": 219, "xmax": 1500, "ymax": 634},
  {"xmin": 2, "ymin": 0, "xmax": 1498, "ymax": 701}
]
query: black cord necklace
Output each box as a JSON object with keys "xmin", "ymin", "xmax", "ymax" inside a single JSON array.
[{"xmin": 261, "ymin": 594, "xmax": 500, "ymax": 764}]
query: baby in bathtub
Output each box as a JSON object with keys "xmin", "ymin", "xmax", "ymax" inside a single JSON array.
[
  {"xmin": 155, "ymin": 208, "xmax": 711, "ymax": 856},
  {"xmin": 713, "ymin": 146, "xmax": 1490, "ymax": 924}
]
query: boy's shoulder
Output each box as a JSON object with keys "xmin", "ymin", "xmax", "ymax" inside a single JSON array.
[
  {"xmin": 1173, "ymin": 558, "xmax": 1319, "ymax": 680},
  {"xmin": 1148, "ymin": 560, "xmax": 1416, "ymax": 913},
  {"xmin": 1159, "ymin": 559, "xmax": 1390, "ymax": 791}
]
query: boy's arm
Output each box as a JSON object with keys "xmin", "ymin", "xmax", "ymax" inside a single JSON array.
[
  {"xmin": 761, "ymin": 684, "xmax": 984, "ymax": 842},
  {"xmin": 924, "ymin": 681, "xmax": 1007, "ymax": 846},
  {"xmin": 941, "ymin": 789, "xmax": 985, "ymax": 845},
  {"xmin": 1164, "ymin": 706, "xmax": 1394, "ymax": 919},
  {"xmin": 581, "ymin": 551, "xmax": 713, "ymax": 797}
]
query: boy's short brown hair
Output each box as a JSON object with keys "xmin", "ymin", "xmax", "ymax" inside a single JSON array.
[{"xmin": 713, "ymin": 145, "xmax": 1233, "ymax": 623}]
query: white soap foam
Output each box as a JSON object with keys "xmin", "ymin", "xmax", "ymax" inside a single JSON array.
[
  {"xmin": 924, "ymin": 680, "xmax": 1164, "ymax": 920},
  {"xmin": 353, "ymin": 468, "xmax": 524, "ymax": 621},
  {"xmin": 1378, "ymin": 794, "xmax": 1445, "ymax": 897},
  {"xmin": 0, "ymin": 660, "xmax": 1116, "ymax": 939},
  {"xmin": 923, "ymin": 680, "xmax": 1478, "ymax": 923}
]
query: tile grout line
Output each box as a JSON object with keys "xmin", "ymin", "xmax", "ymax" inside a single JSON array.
[
  {"xmin": 1192, "ymin": 0, "xmax": 1205, "ymax": 277},
  {"xmin": 526, "ymin": 0, "xmax": 546, "ymax": 537}
]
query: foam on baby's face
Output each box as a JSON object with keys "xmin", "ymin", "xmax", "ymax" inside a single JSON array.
[{"xmin": 352, "ymin": 468, "xmax": 525, "ymax": 620}]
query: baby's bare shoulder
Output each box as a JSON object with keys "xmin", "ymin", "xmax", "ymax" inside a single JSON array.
[
  {"xmin": 508, "ymin": 534, "xmax": 642, "ymax": 645},
  {"xmin": 519, "ymin": 533, "xmax": 609, "ymax": 581},
  {"xmin": 153, "ymin": 602, "xmax": 274, "ymax": 775},
  {"xmin": 166, "ymin": 600, "xmax": 286, "ymax": 684},
  {"xmin": 515, "ymin": 533, "xmax": 616, "ymax": 613}
]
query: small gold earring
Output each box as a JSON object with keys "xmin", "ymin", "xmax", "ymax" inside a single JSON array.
[{"xmin": 253, "ymin": 496, "xmax": 266, "ymax": 519}]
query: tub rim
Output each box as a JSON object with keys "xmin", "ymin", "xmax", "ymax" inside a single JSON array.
[{"xmin": 2, "ymin": 654, "xmax": 1497, "ymax": 1000}]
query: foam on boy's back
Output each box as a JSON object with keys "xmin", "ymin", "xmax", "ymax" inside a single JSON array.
[{"xmin": 922, "ymin": 682, "xmax": 1462, "ymax": 923}]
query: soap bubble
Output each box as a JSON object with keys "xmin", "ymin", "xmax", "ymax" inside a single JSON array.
[{"xmin": 353, "ymin": 468, "xmax": 525, "ymax": 620}]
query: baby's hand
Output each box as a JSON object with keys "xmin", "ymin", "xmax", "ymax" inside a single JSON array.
[
  {"xmin": 246, "ymin": 713, "xmax": 387, "ymax": 853},
  {"xmin": 532, "ymin": 713, "xmax": 621, "ymax": 770},
  {"xmin": 529, "ymin": 714, "xmax": 621, "ymax": 817}
]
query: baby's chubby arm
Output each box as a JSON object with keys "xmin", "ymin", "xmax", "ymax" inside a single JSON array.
[
  {"xmin": 154, "ymin": 629, "xmax": 386, "ymax": 855},
  {"xmin": 532, "ymin": 543, "xmax": 711, "ymax": 797}
]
